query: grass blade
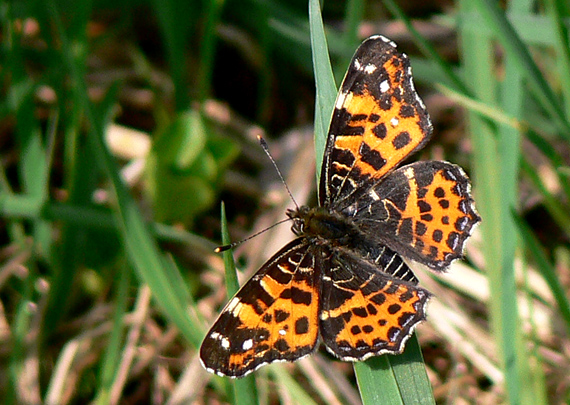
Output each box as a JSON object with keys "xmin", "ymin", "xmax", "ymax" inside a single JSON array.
[
  {"xmin": 219, "ymin": 202, "xmax": 259, "ymax": 405},
  {"xmin": 309, "ymin": 0, "xmax": 336, "ymax": 174}
]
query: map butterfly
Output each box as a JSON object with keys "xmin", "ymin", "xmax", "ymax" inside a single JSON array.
[{"xmin": 200, "ymin": 35, "xmax": 480, "ymax": 378}]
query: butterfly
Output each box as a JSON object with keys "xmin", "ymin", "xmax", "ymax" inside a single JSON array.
[{"xmin": 200, "ymin": 35, "xmax": 480, "ymax": 378}]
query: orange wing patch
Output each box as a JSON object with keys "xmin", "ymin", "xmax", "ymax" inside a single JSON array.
[
  {"xmin": 402, "ymin": 165, "xmax": 474, "ymax": 264},
  {"xmin": 200, "ymin": 240, "xmax": 320, "ymax": 378}
]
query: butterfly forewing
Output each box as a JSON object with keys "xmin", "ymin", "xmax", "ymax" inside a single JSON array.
[
  {"xmin": 200, "ymin": 239, "xmax": 321, "ymax": 378},
  {"xmin": 320, "ymin": 35, "xmax": 432, "ymax": 208}
]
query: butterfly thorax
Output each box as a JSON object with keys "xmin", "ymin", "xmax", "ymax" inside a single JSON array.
[{"xmin": 286, "ymin": 206, "xmax": 361, "ymax": 246}]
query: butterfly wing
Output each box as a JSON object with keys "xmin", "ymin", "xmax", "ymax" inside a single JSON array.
[
  {"xmin": 200, "ymin": 238, "xmax": 321, "ymax": 378},
  {"xmin": 345, "ymin": 161, "xmax": 480, "ymax": 270},
  {"xmin": 320, "ymin": 245, "xmax": 430, "ymax": 360},
  {"xmin": 320, "ymin": 35, "xmax": 432, "ymax": 208}
]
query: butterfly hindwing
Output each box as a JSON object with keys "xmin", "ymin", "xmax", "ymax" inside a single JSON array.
[
  {"xmin": 320, "ymin": 35, "xmax": 432, "ymax": 207},
  {"xmin": 200, "ymin": 239, "xmax": 320, "ymax": 378},
  {"xmin": 346, "ymin": 161, "xmax": 480, "ymax": 270},
  {"xmin": 320, "ymin": 247, "xmax": 430, "ymax": 360}
]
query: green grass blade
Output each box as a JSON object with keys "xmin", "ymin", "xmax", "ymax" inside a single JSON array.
[
  {"xmin": 150, "ymin": 0, "xmax": 197, "ymax": 109},
  {"xmin": 389, "ymin": 335, "xmax": 435, "ymax": 404},
  {"xmin": 458, "ymin": 2, "xmax": 517, "ymax": 402},
  {"xmin": 458, "ymin": 1, "xmax": 551, "ymax": 403},
  {"xmin": 496, "ymin": 3, "xmax": 539, "ymax": 400},
  {"xmin": 220, "ymin": 202, "xmax": 240, "ymax": 296},
  {"xmin": 544, "ymin": 0, "xmax": 570, "ymax": 119},
  {"xmin": 93, "ymin": 263, "xmax": 131, "ymax": 405},
  {"xmin": 354, "ymin": 357, "xmax": 403, "ymax": 405},
  {"xmin": 218, "ymin": 202, "xmax": 259, "ymax": 405},
  {"xmin": 355, "ymin": 335, "xmax": 434, "ymax": 405},
  {"xmin": 196, "ymin": 0, "xmax": 225, "ymax": 102},
  {"xmin": 342, "ymin": 0, "xmax": 364, "ymax": 48},
  {"xmin": 309, "ymin": 0, "xmax": 336, "ymax": 175}
]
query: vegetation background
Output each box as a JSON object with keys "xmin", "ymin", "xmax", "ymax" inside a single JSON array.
[{"xmin": 1, "ymin": 0, "xmax": 569, "ymax": 403}]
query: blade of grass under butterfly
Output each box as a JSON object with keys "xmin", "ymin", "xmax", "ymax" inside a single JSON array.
[
  {"xmin": 219, "ymin": 202, "xmax": 258, "ymax": 405},
  {"xmin": 309, "ymin": 1, "xmax": 432, "ymax": 403},
  {"xmin": 388, "ymin": 335, "xmax": 435, "ymax": 404},
  {"xmin": 354, "ymin": 335, "xmax": 434, "ymax": 405}
]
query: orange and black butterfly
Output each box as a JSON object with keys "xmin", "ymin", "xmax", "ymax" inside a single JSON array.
[{"xmin": 200, "ymin": 35, "xmax": 480, "ymax": 378}]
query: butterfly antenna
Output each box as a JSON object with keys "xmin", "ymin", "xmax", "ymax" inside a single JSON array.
[
  {"xmin": 215, "ymin": 136, "xmax": 300, "ymax": 253},
  {"xmin": 215, "ymin": 217, "xmax": 292, "ymax": 252},
  {"xmin": 257, "ymin": 135, "xmax": 299, "ymax": 210}
]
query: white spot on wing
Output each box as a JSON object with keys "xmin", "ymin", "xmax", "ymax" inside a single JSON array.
[
  {"xmin": 335, "ymin": 91, "xmax": 351, "ymax": 109},
  {"xmin": 445, "ymin": 169, "xmax": 457, "ymax": 181},
  {"xmin": 404, "ymin": 167, "xmax": 415, "ymax": 179},
  {"xmin": 364, "ymin": 64, "xmax": 377, "ymax": 74},
  {"xmin": 242, "ymin": 339, "xmax": 253, "ymax": 350},
  {"xmin": 389, "ymin": 329, "xmax": 401, "ymax": 342},
  {"xmin": 415, "ymin": 93, "xmax": 426, "ymax": 109},
  {"xmin": 390, "ymin": 117, "xmax": 399, "ymax": 127},
  {"xmin": 221, "ymin": 337, "xmax": 230, "ymax": 349},
  {"xmin": 354, "ymin": 58, "xmax": 362, "ymax": 70},
  {"xmin": 227, "ymin": 297, "xmax": 241, "ymax": 315},
  {"xmin": 450, "ymin": 236, "xmax": 459, "ymax": 250},
  {"xmin": 369, "ymin": 189, "xmax": 380, "ymax": 201},
  {"xmin": 457, "ymin": 217, "xmax": 468, "ymax": 230},
  {"xmin": 380, "ymin": 80, "xmax": 390, "ymax": 93},
  {"xmin": 375, "ymin": 35, "xmax": 397, "ymax": 48},
  {"xmin": 279, "ymin": 329, "xmax": 287, "ymax": 336}
]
